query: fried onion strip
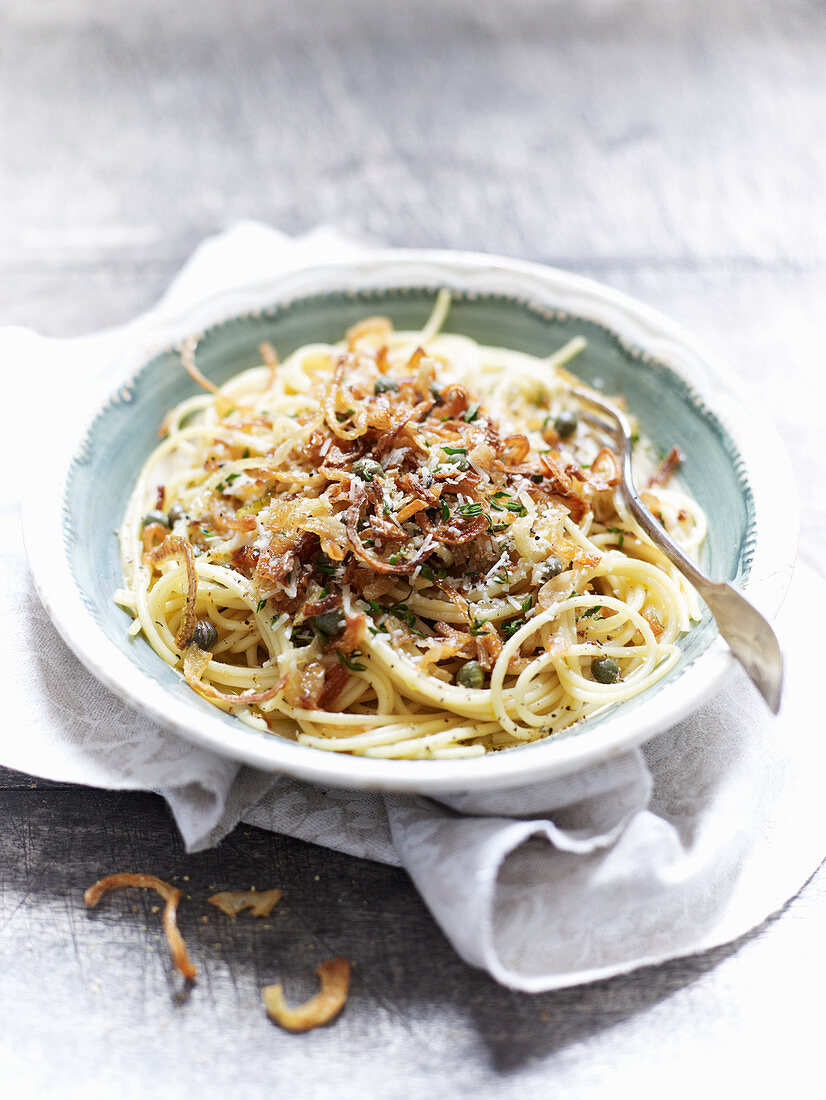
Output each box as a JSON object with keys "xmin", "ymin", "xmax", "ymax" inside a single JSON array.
[
  {"xmin": 183, "ymin": 645, "xmax": 288, "ymax": 705},
  {"xmin": 208, "ymin": 889, "xmax": 283, "ymax": 917},
  {"xmin": 346, "ymin": 489, "xmax": 432, "ymax": 575},
  {"xmin": 263, "ymin": 957, "xmax": 351, "ymax": 1033},
  {"xmin": 648, "ymin": 445, "xmax": 684, "ymax": 488},
  {"xmin": 84, "ymin": 873, "xmax": 196, "ymax": 980}
]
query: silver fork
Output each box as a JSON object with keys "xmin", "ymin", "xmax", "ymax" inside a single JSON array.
[{"xmin": 570, "ymin": 385, "xmax": 784, "ymax": 714}]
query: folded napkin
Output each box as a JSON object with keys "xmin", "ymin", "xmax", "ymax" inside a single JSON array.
[{"xmin": 3, "ymin": 223, "xmax": 824, "ymax": 991}]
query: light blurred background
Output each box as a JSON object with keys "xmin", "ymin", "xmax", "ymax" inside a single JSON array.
[{"xmin": 3, "ymin": 0, "xmax": 823, "ymax": 540}]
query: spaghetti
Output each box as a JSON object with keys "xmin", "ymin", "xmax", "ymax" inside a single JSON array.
[{"xmin": 116, "ymin": 292, "xmax": 706, "ymax": 759}]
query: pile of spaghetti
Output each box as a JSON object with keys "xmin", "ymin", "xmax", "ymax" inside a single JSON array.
[{"xmin": 116, "ymin": 292, "xmax": 705, "ymax": 759}]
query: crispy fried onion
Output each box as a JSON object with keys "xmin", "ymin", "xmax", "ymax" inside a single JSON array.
[
  {"xmin": 416, "ymin": 510, "xmax": 489, "ymax": 546},
  {"xmin": 648, "ymin": 445, "xmax": 684, "ymax": 488},
  {"xmin": 263, "ymin": 957, "xmax": 351, "ymax": 1033},
  {"xmin": 148, "ymin": 536, "xmax": 198, "ymax": 649},
  {"xmin": 500, "ymin": 434, "xmax": 530, "ymax": 466},
  {"xmin": 259, "ymin": 341, "xmax": 279, "ymax": 386},
  {"xmin": 588, "ymin": 446, "xmax": 621, "ymax": 491},
  {"xmin": 539, "ymin": 454, "xmax": 591, "ymax": 522},
  {"xmin": 84, "ymin": 873, "xmax": 197, "ymax": 980},
  {"xmin": 208, "ymin": 889, "xmax": 283, "ymax": 917},
  {"xmin": 183, "ymin": 644, "xmax": 287, "ymax": 705},
  {"xmin": 323, "ymin": 354, "xmax": 369, "ymax": 440},
  {"xmin": 347, "ymin": 488, "xmax": 432, "ymax": 574},
  {"xmin": 178, "ymin": 335, "xmax": 234, "ymax": 417}
]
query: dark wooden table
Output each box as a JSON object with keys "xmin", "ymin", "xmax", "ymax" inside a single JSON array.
[{"xmin": 2, "ymin": 2, "xmax": 824, "ymax": 1095}]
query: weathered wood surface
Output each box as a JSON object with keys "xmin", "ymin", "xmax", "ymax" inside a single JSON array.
[{"xmin": 1, "ymin": 0, "xmax": 825, "ymax": 1096}]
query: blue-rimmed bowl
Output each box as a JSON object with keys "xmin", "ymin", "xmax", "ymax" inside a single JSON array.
[{"xmin": 24, "ymin": 251, "xmax": 796, "ymax": 793}]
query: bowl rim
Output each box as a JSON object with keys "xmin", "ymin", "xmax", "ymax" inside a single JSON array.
[{"xmin": 24, "ymin": 248, "xmax": 798, "ymax": 793}]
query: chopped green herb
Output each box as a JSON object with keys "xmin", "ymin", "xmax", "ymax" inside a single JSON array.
[
  {"xmin": 242, "ymin": 448, "xmax": 250, "ymax": 458},
  {"xmin": 494, "ymin": 569, "xmax": 509, "ymax": 584},
  {"xmin": 501, "ymin": 619, "xmax": 524, "ymax": 638},
  {"xmin": 256, "ymin": 599, "xmax": 267, "ymax": 612},
  {"xmin": 457, "ymin": 502, "xmax": 483, "ymax": 516},
  {"xmin": 578, "ymin": 605, "xmax": 603, "ymax": 619},
  {"xmin": 492, "ymin": 490, "xmax": 511, "ymax": 499},
  {"xmin": 463, "ymin": 402, "xmax": 480, "ymax": 423},
  {"xmin": 505, "ymin": 501, "xmax": 528, "ymax": 516},
  {"xmin": 520, "ymin": 595, "xmax": 532, "ymax": 611},
  {"xmin": 374, "ymin": 377, "xmax": 399, "ymax": 394},
  {"xmin": 337, "ymin": 651, "xmax": 366, "ymax": 672},
  {"xmin": 442, "ymin": 446, "xmax": 467, "ymax": 455},
  {"xmin": 439, "ymin": 499, "xmax": 450, "ymax": 522},
  {"xmin": 607, "ymin": 527, "xmax": 625, "ymax": 550},
  {"xmin": 389, "ymin": 604, "xmax": 424, "ymax": 635},
  {"xmin": 316, "ymin": 558, "xmax": 337, "ymax": 575},
  {"xmin": 469, "ymin": 619, "xmax": 489, "ymax": 636},
  {"xmin": 490, "ymin": 500, "xmax": 505, "ymax": 511}
]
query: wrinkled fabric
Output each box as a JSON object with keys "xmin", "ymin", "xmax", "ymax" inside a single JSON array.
[{"xmin": 4, "ymin": 223, "xmax": 823, "ymax": 991}]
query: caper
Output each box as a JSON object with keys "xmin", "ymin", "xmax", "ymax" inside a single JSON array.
[
  {"xmin": 141, "ymin": 509, "xmax": 170, "ymax": 530},
  {"xmin": 591, "ymin": 655, "xmax": 621, "ymax": 684},
  {"xmin": 554, "ymin": 410, "xmax": 578, "ymax": 439},
  {"xmin": 374, "ymin": 377, "xmax": 399, "ymax": 394},
  {"xmin": 455, "ymin": 660, "xmax": 485, "ymax": 690},
  {"xmin": 352, "ymin": 458, "xmax": 384, "ymax": 482},
  {"xmin": 446, "ymin": 453, "xmax": 469, "ymax": 471},
  {"xmin": 167, "ymin": 503, "xmax": 186, "ymax": 525},
  {"xmin": 313, "ymin": 610, "xmax": 345, "ymax": 636},
  {"xmin": 543, "ymin": 554, "xmax": 565, "ymax": 580},
  {"xmin": 191, "ymin": 620, "xmax": 218, "ymax": 650}
]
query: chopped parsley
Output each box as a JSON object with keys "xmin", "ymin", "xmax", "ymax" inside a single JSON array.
[
  {"xmin": 456, "ymin": 502, "xmax": 483, "ymax": 516},
  {"xmin": 389, "ymin": 603, "xmax": 425, "ymax": 635},
  {"xmin": 578, "ymin": 605, "xmax": 603, "ymax": 620},
  {"xmin": 337, "ymin": 651, "xmax": 366, "ymax": 672}
]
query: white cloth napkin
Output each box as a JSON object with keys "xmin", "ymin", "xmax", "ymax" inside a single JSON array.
[{"xmin": 3, "ymin": 222, "xmax": 824, "ymax": 992}]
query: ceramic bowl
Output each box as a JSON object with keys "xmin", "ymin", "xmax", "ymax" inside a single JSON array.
[{"xmin": 24, "ymin": 251, "xmax": 797, "ymax": 793}]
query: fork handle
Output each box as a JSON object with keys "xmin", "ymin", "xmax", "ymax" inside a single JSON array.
[
  {"xmin": 619, "ymin": 470, "xmax": 783, "ymax": 713},
  {"xmin": 571, "ymin": 384, "xmax": 783, "ymax": 712}
]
